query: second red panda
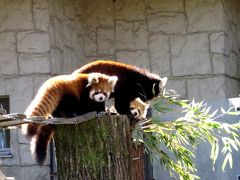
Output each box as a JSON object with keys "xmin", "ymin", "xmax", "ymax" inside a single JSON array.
[
  {"xmin": 107, "ymin": 97, "xmax": 150, "ymax": 123},
  {"xmin": 22, "ymin": 72, "xmax": 118, "ymax": 165},
  {"xmin": 129, "ymin": 97, "xmax": 150, "ymax": 119},
  {"xmin": 72, "ymin": 60, "xmax": 167, "ymax": 118}
]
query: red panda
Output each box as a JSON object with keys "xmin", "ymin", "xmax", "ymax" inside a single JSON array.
[
  {"xmin": 22, "ymin": 72, "xmax": 118, "ymax": 165},
  {"xmin": 107, "ymin": 97, "xmax": 149, "ymax": 120},
  {"xmin": 72, "ymin": 60, "xmax": 167, "ymax": 120},
  {"xmin": 129, "ymin": 97, "xmax": 150, "ymax": 120}
]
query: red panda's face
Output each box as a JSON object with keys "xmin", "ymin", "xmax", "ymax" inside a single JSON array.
[
  {"xmin": 89, "ymin": 90, "xmax": 110, "ymax": 102},
  {"xmin": 130, "ymin": 98, "xmax": 149, "ymax": 119},
  {"xmin": 86, "ymin": 73, "xmax": 118, "ymax": 102}
]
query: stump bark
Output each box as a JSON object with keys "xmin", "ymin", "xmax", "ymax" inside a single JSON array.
[
  {"xmin": 54, "ymin": 115, "xmax": 132, "ymax": 180},
  {"xmin": 131, "ymin": 143, "xmax": 144, "ymax": 180}
]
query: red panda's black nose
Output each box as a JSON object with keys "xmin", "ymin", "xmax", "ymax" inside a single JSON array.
[
  {"xmin": 134, "ymin": 112, "xmax": 138, "ymax": 117},
  {"xmin": 99, "ymin": 97, "xmax": 103, "ymax": 101}
]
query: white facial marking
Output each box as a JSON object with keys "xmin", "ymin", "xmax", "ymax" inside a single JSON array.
[
  {"xmin": 131, "ymin": 109, "xmax": 140, "ymax": 118},
  {"xmin": 106, "ymin": 92, "xmax": 110, "ymax": 99},
  {"xmin": 89, "ymin": 90, "xmax": 96, "ymax": 100},
  {"xmin": 93, "ymin": 93, "xmax": 106, "ymax": 102},
  {"xmin": 89, "ymin": 90, "xmax": 111, "ymax": 102}
]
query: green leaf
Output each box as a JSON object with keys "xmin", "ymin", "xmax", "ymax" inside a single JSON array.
[
  {"xmin": 222, "ymin": 153, "xmax": 233, "ymax": 170},
  {"xmin": 155, "ymin": 106, "xmax": 172, "ymax": 112},
  {"xmin": 229, "ymin": 139, "xmax": 239, "ymax": 151},
  {"xmin": 225, "ymin": 111, "xmax": 240, "ymax": 116},
  {"xmin": 211, "ymin": 141, "xmax": 219, "ymax": 164},
  {"xmin": 142, "ymin": 92, "xmax": 240, "ymax": 180},
  {"xmin": 221, "ymin": 107, "xmax": 226, "ymax": 114}
]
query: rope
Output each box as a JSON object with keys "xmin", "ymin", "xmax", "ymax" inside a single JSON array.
[
  {"xmin": 0, "ymin": 112, "xmax": 124, "ymax": 127},
  {"xmin": 22, "ymin": 112, "xmax": 109, "ymax": 125}
]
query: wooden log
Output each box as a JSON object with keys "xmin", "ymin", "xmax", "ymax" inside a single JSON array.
[
  {"xmin": 54, "ymin": 115, "xmax": 132, "ymax": 180},
  {"xmin": 131, "ymin": 143, "xmax": 144, "ymax": 180}
]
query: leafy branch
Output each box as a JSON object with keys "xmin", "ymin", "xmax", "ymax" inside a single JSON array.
[{"xmin": 133, "ymin": 90, "xmax": 240, "ymax": 180}]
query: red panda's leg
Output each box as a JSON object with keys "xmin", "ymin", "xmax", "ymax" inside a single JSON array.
[{"xmin": 114, "ymin": 97, "xmax": 131, "ymax": 115}]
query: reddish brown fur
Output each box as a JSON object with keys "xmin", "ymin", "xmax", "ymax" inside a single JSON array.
[
  {"xmin": 90, "ymin": 77, "xmax": 115, "ymax": 92},
  {"xmin": 24, "ymin": 73, "xmax": 115, "ymax": 120},
  {"xmin": 24, "ymin": 74, "xmax": 87, "ymax": 119},
  {"xmin": 73, "ymin": 60, "xmax": 161, "ymax": 82},
  {"xmin": 22, "ymin": 72, "xmax": 117, "ymax": 165}
]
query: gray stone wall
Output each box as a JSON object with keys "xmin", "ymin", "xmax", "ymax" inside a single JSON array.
[
  {"xmin": 222, "ymin": 0, "xmax": 240, "ymax": 96},
  {"xmin": 0, "ymin": 0, "xmax": 51, "ymax": 179},
  {"xmin": 49, "ymin": 0, "xmax": 85, "ymax": 75},
  {"xmin": 64, "ymin": 0, "xmax": 239, "ymax": 101},
  {"xmin": 0, "ymin": 0, "xmax": 239, "ymax": 179}
]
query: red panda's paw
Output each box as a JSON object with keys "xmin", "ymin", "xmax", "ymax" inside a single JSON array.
[{"xmin": 106, "ymin": 105, "xmax": 119, "ymax": 115}]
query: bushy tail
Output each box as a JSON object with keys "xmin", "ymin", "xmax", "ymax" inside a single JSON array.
[
  {"xmin": 30, "ymin": 125, "xmax": 55, "ymax": 165},
  {"xmin": 22, "ymin": 123, "xmax": 40, "ymax": 138}
]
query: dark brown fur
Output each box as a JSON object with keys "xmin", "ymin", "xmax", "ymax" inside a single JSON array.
[{"xmin": 73, "ymin": 60, "xmax": 167, "ymax": 117}]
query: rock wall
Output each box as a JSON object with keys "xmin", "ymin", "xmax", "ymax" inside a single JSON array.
[
  {"xmin": 0, "ymin": 0, "xmax": 51, "ymax": 179},
  {"xmin": 68, "ymin": 0, "xmax": 239, "ymax": 101}
]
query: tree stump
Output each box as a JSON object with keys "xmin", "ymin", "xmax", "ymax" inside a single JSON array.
[
  {"xmin": 54, "ymin": 115, "xmax": 132, "ymax": 180},
  {"xmin": 131, "ymin": 143, "xmax": 144, "ymax": 180}
]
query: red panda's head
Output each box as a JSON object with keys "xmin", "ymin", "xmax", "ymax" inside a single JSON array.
[
  {"xmin": 86, "ymin": 73, "xmax": 118, "ymax": 102},
  {"xmin": 130, "ymin": 97, "xmax": 150, "ymax": 119}
]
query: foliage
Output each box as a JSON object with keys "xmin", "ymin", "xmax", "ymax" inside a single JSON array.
[{"xmin": 133, "ymin": 90, "xmax": 240, "ymax": 180}]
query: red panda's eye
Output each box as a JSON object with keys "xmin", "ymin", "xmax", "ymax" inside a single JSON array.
[
  {"xmin": 103, "ymin": 92, "xmax": 108, "ymax": 97},
  {"xmin": 93, "ymin": 92, "xmax": 101, "ymax": 96},
  {"xmin": 93, "ymin": 91, "xmax": 108, "ymax": 97}
]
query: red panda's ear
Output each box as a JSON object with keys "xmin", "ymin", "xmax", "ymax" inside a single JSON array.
[
  {"xmin": 136, "ymin": 97, "xmax": 149, "ymax": 108},
  {"xmin": 145, "ymin": 102, "xmax": 150, "ymax": 109},
  {"xmin": 158, "ymin": 77, "xmax": 167, "ymax": 95},
  {"xmin": 108, "ymin": 76, "xmax": 118, "ymax": 87},
  {"xmin": 86, "ymin": 73, "xmax": 99, "ymax": 87},
  {"xmin": 160, "ymin": 77, "xmax": 167, "ymax": 88}
]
